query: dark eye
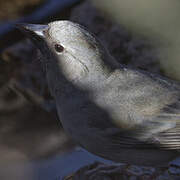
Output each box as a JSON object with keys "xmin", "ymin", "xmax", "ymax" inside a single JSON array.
[{"xmin": 54, "ymin": 44, "xmax": 64, "ymax": 53}]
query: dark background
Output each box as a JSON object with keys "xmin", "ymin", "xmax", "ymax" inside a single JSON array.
[{"xmin": 0, "ymin": 0, "xmax": 180, "ymax": 179}]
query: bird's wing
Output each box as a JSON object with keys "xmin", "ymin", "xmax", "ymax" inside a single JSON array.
[{"xmin": 103, "ymin": 68, "xmax": 180, "ymax": 150}]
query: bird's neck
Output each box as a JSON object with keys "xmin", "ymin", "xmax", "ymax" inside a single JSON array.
[
  {"xmin": 45, "ymin": 50, "xmax": 119, "ymax": 97},
  {"xmin": 80, "ymin": 51, "xmax": 120, "ymax": 88}
]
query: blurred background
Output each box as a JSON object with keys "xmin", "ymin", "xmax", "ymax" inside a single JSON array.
[{"xmin": 0, "ymin": 0, "xmax": 180, "ymax": 180}]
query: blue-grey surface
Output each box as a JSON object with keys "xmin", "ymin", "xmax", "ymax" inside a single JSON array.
[
  {"xmin": 0, "ymin": 148, "xmax": 179, "ymax": 180},
  {"xmin": 0, "ymin": 149, "xmax": 112, "ymax": 180}
]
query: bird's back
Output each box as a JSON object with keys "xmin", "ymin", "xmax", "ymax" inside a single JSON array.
[{"xmin": 87, "ymin": 67, "xmax": 180, "ymax": 165}]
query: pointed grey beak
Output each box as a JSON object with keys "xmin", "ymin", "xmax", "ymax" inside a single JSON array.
[{"xmin": 16, "ymin": 23, "xmax": 49, "ymax": 38}]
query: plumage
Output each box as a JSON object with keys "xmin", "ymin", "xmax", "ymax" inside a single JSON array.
[{"xmin": 17, "ymin": 20, "xmax": 180, "ymax": 166}]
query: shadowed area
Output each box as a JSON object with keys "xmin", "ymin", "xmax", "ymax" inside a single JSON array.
[{"xmin": 0, "ymin": 1, "xmax": 180, "ymax": 180}]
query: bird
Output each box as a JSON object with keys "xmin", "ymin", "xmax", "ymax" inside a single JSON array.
[{"xmin": 16, "ymin": 20, "xmax": 180, "ymax": 167}]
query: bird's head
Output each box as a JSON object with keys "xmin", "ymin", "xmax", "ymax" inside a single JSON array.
[{"xmin": 17, "ymin": 20, "xmax": 115, "ymax": 86}]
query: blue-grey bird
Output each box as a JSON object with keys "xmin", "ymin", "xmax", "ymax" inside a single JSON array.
[{"xmin": 17, "ymin": 21, "xmax": 180, "ymax": 167}]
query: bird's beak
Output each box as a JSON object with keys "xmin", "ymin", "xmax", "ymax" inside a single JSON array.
[{"xmin": 15, "ymin": 23, "xmax": 49, "ymax": 39}]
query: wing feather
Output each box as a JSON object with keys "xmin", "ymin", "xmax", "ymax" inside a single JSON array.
[{"xmin": 103, "ymin": 69, "xmax": 180, "ymax": 150}]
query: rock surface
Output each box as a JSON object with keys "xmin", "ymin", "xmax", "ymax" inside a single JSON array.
[{"xmin": 63, "ymin": 162, "xmax": 180, "ymax": 180}]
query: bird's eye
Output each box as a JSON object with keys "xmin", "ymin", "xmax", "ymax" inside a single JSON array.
[{"xmin": 54, "ymin": 44, "xmax": 64, "ymax": 53}]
